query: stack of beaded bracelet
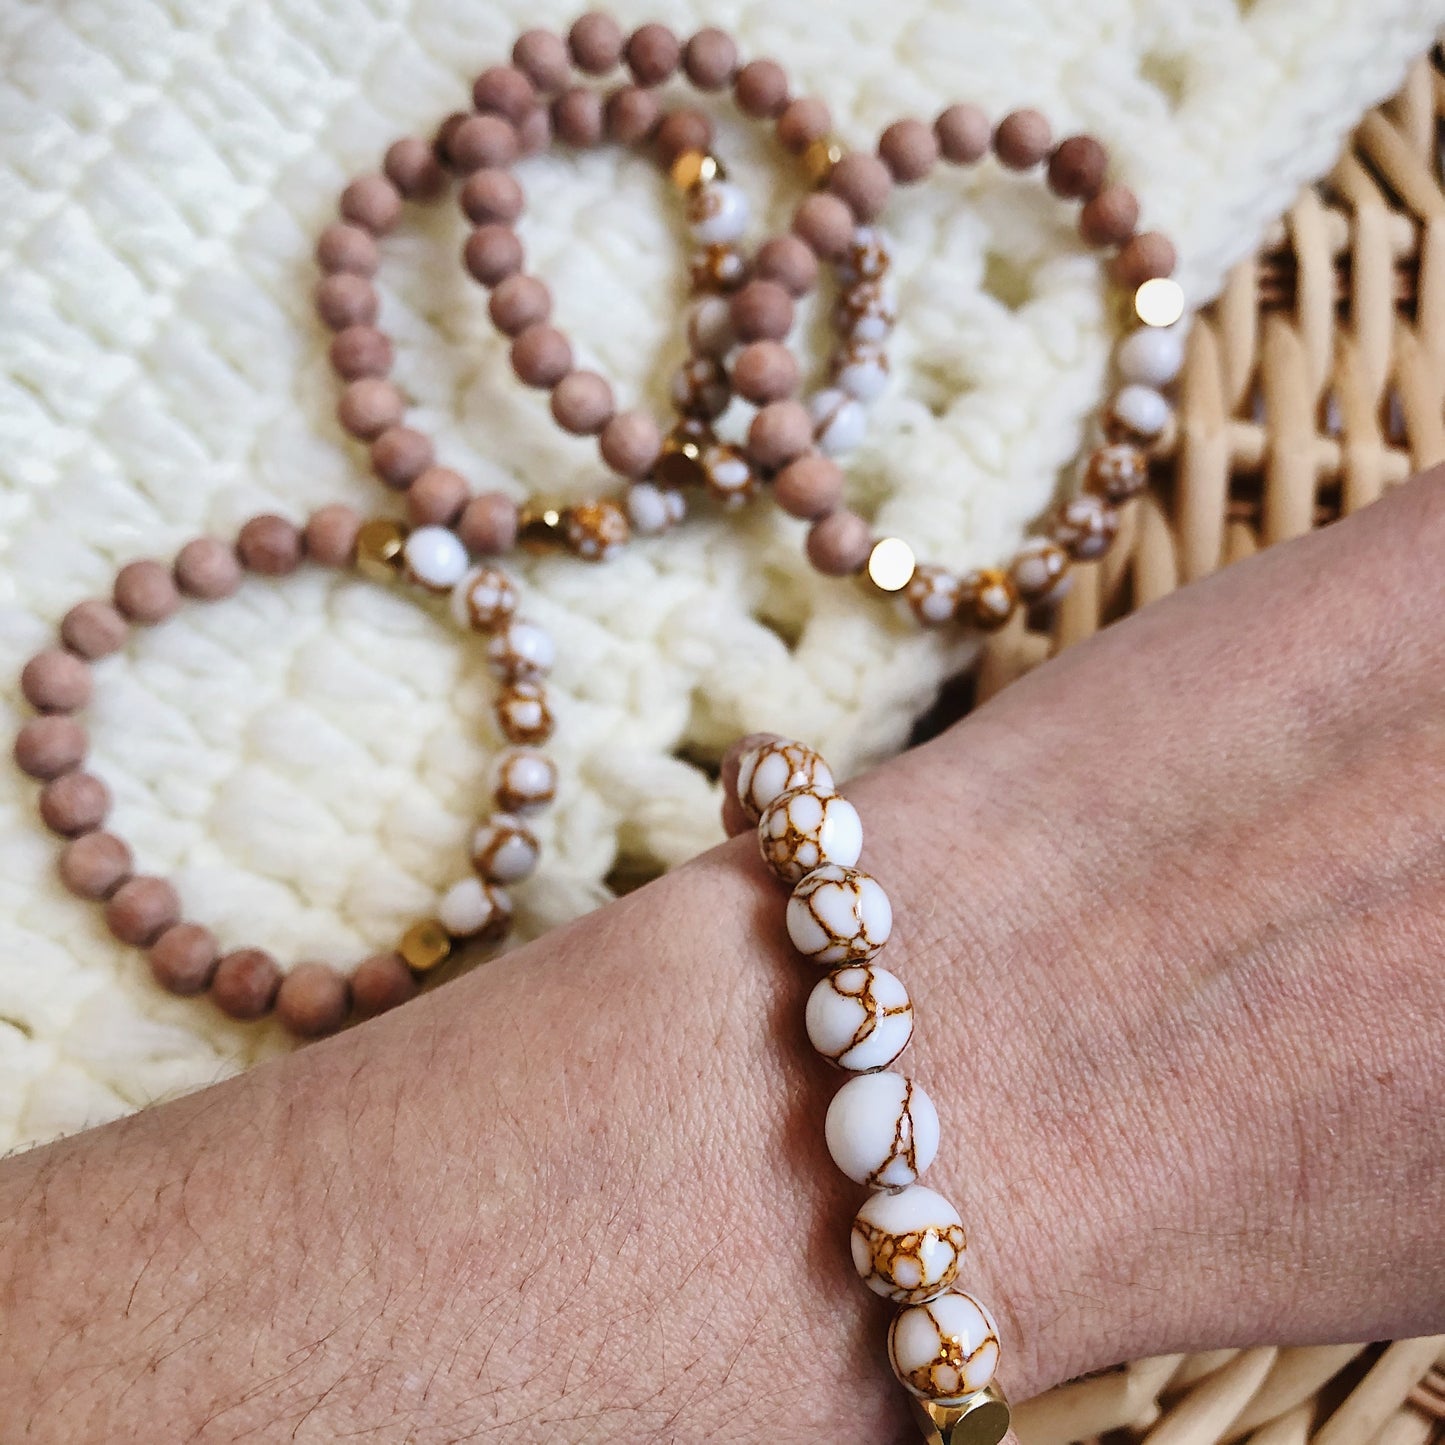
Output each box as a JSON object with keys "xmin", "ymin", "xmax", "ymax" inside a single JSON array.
[
  {"xmin": 729, "ymin": 736, "xmax": 1010, "ymax": 1445},
  {"xmin": 13, "ymin": 508, "xmax": 559, "ymax": 1038}
]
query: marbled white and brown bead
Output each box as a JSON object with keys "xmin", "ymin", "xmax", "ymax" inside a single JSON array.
[
  {"xmin": 487, "ymin": 617, "xmax": 555, "ymax": 683},
  {"xmin": 805, "ymin": 963, "xmax": 914, "ymax": 1071},
  {"xmin": 564, "ymin": 498, "xmax": 630, "ymax": 561},
  {"xmin": 689, "ymin": 243, "xmax": 748, "ymax": 293},
  {"xmin": 494, "ymin": 746, "xmax": 557, "ymax": 813},
  {"xmin": 470, "ymin": 812, "xmax": 540, "ymax": 884},
  {"xmin": 671, "ymin": 355, "xmax": 730, "ymax": 419},
  {"xmin": 786, "ymin": 863, "xmax": 892, "ymax": 964},
  {"xmin": 735, "ymin": 737, "xmax": 834, "ymax": 824},
  {"xmin": 1009, "ymin": 537, "xmax": 1069, "ymax": 603},
  {"xmin": 836, "ymin": 277, "xmax": 897, "ymax": 344},
  {"xmin": 686, "ymin": 294, "xmax": 735, "ymax": 356},
  {"xmin": 904, "ymin": 565, "xmax": 962, "ymax": 628},
  {"xmin": 686, "ymin": 180, "xmax": 750, "ymax": 246},
  {"xmin": 1051, "ymin": 492, "xmax": 1119, "ymax": 561},
  {"xmin": 963, "ymin": 568, "xmax": 1016, "ymax": 630},
  {"xmin": 438, "ymin": 876, "xmax": 512, "ymax": 944},
  {"xmin": 852, "ymin": 1185, "xmax": 967, "ymax": 1303},
  {"xmin": 1083, "ymin": 440, "xmax": 1148, "ymax": 502},
  {"xmin": 888, "ymin": 1291, "xmax": 1002, "ymax": 1403},
  {"xmin": 495, "ymin": 679, "xmax": 554, "ymax": 745},
  {"xmin": 759, "ymin": 785, "xmax": 864, "ymax": 884},
  {"xmin": 701, "ymin": 443, "xmax": 758, "ymax": 508},
  {"xmin": 839, "ymin": 225, "xmax": 891, "ymax": 283},
  {"xmin": 824, "ymin": 1069, "xmax": 939, "ymax": 1187},
  {"xmin": 832, "ymin": 340, "xmax": 890, "ymax": 403},
  {"xmin": 625, "ymin": 482, "xmax": 687, "ymax": 536},
  {"xmin": 452, "ymin": 565, "xmax": 520, "ymax": 633}
]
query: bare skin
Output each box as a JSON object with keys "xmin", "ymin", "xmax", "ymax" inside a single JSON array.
[{"xmin": 1, "ymin": 472, "xmax": 1442, "ymax": 1442}]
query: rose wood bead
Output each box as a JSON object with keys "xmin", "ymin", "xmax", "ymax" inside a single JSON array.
[
  {"xmin": 1048, "ymin": 134, "xmax": 1108, "ymax": 199},
  {"xmin": 15, "ymin": 716, "xmax": 86, "ymax": 779},
  {"xmin": 551, "ymin": 370, "xmax": 615, "ymax": 434},
  {"xmin": 730, "ymin": 279, "xmax": 795, "ymax": 343},
  {"xmin": 625, "ymin": 22, "xmax": 679, "ymax": 86},
  {"xmin": 276, "ymin": 961, "xmax": 351, "ymax": 1037},
  {"xmin": 304, "ymin": 504, "xmax": 363, "ymax": 567},
  {"xmin": 105, "ymin": 875, "xmax": 181, "ymax": 947},
  {"xmin": 238, "ymin": 515, "xmax": 303, "ymax": 575},
  {"xmin": 748, "ymin": 401, "xmax": 814, "ymax": 470},
  {"xmin": 734, "ymin": 58, "xmax": 789, "ymax": 118},
  {"xmin": 315, "ymin": 273, "xmax": 378, "ymax": 330},
  {"xmin": 434, "ymin": 110, "xmax": 469, "ymax": 166},
  {"xmin": 489, "ymin": 274, "xmax": 552, "ymax": 336},
  {"xmin": 775, "ymin": 453, "xmax": 845, "ymax": 519},
  {"xmin": 472, "ymin": 65, "xmax": 536, "ymax": 124},
  {"xmin": 994, "ymin": 108, "xmax": 1052, "ymax": 169},
  {"xmin": 1080, "ymin": 183, "xmax": 1141, "ymax": 246},
  {"xmin": 20, "ymin": 650, "xmax": 91, "ymax": 713},
  {"xmin": 511, "ymin": 325, "xmax": 573, "ymax": 388},
  {"xmin": 807, "ymin": 509, "xmax": 873, "ymax": 575},
  {"xmin": 211, "ymin": 948, "xmax": 282, "ymax": 1021},
  {"xmin": 407, "ymin": 467, "xmax": 469, "ymax": 525},
  {"xmin": 1111, "ymin": 230, "xmax": 1178, "ymax": 286},
  {"xmin": 513, "ymin": 28, "xmax": 570, "ymax": 91},
  {"xmin": 554, "ymin": 87, "xmax": 605, "ymax": 148},
  {"xmin": 878, "ymin": 118, "xmax": 939, "ymax": 183},
  {"xmin": 148, "ymin": 922, "xmax": 219, "ymax": 996},
  {"xmin": 371, "ymin": 427, "xmax": 435, "ymax": 491},
  {"xmin": 794, "ymin": 193, "xmax": 856, "ymax": 259},
  {"xmin": 329, "ymin": 325, "xmax": 393, "ymax": 380},
  {"xmin": 777, "ymin": 96, "xmax": 831, "ymax": 155},
  {"xmin": 569, "ymin": 11, "xmax": 624, "ymax": 73},
  {"xmin": 316, "ymin": 222, "xmax": 378, "ymax": 277},
  {"xmin": 605, "ymin": 84, "xmax": 660, "ymax": 144},
  {"xmin": 383, "ymin": 136, "xmax": 445, "ymax": 200},
  {"xmin": 352, "ymin": 951, "xmax": 420, "ymax": 1017},
  {"xmin": 600, "ymin": 410, "xmax": 662, "ymax": 478},
  {"xmin": 449, "ymin": 114, "xmax": 519, "ymax": 171},
  {"xmin": 114, "ymin": 560, "xmax": 179, "ymax": 625},
  {"xmin": 61, "ymin": 600, "xmax": 127, "ymax": 660},
  {"xmin": 684, "ymin": 27, "xmax": 737, "ymax": 89},
  {"xmin": 458, "ymin": 492, "xmax": 520, "ymax": 553},
  {"xmin": 830, "ymin": 152, "xmax": 893, "ymax": 221},
  {"xmin": 516, "ymin": 103, "xmax": 551, "ymax": 157},
  {"xmin": 935, "ymin": 102, "xmax": 990, "ymax": 164},
  {"xmin": 39, "ymin": 770, "xmax": 109, "ymax": 835},
  {"xmin": 339, "ymin": 175, "xmax": 402, "ymax": 235},
  {"xmin": 173, "ymin": 537, "xmax": 242, "ymax": 600},
  {"xmin": 460, "ymin": 169, "xmax": 524, "ymax": 225},
  {"xmin": 754, "ymin": 235, "xmax": 819, "ymax": 297},
  {"xmin": 337, "ymin": 377, "xmax": 405, "ymax": 440},
  {"xmin": 464, "ymin": 224, "xmax": 524, "ymax": 287},
  {"xmin": 732, "ymin": 341, "xmax": 799, "ymax": 403},
  {"xmin": 58, "ymin": 831, "xmax": 132, "ymax": 900},
  {"xmin": 654, "ymin": 108, "xmax": 712, "ymax": 166}
]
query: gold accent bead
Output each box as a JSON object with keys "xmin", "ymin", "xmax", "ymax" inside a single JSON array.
[
  {"xmin": 398, "ymin": 919, "xmax": 451, "ymax": 973},
  {"xmin": 803, "ymin": 136, "xmax": 845, "ymax": 187},
  {"xmin": 866, "ymin": 536, "xmax": 917, "ymax": 593},
  {"xmin": 910, "ymin": 1386, "xmax": 1011, "ymax": 1445},
  {"xmin": 669, "ymin": 149, "xmax": 724, "ymax": 193},
  {"xmin": 653, "ymin": 421, "xmax": 712, "ymax": 490},
  {"xmin": 355, "ymin": 518, "xmax": 408, "ymax": 583},
  {"xmin": 1134, "ymin": 276, "xmax": 1185, "ymax": 327},
  {"xmin": 518, "ymin": 502, "xmax": 567, "ymax": 554}
]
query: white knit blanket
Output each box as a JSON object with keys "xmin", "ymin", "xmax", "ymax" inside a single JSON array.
[{"xmin": 0, "ymin": 0, "xmax": 1435, "ymax": 1151}]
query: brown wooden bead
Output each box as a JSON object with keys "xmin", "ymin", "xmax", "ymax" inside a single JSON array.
[
  {"xmin": 315, "ymin": 273, "xmax": 378, "ymax": 330},
  {"xmin": 734, "ymin": 58, "xmax": 789, "ymax": 118},
  {"xmin": 351, "ymin": 951, "xmax": 419, "ymax": 1018},
  {"xmin": 994, "ymin": 108, "xmax": 1052, "ymax": 169},
  {"xmin": 1080, "ymin": 183, "xmax": 1140, "ymax": 246},
  {"xmin": 732, "ymin": 341, "xmax": 798, "ymax": 404},
  {"xmin": 458, "ymin": 493, "xmax": 520, "ymax": 554},
  {"xmin": 748, "ymin": 401, "xmax": 814, "ymax": 470},
  {"xmin": 935, "ymin": 103, "xmax": 990, "ymax": 164},
  {"xmin": 21, "ymin": 649, "xmax": 91, "ymax": 713},
  {"xmin": 58, "ymin": 830, "xmax": 132, "ymax": 900},
  {"xmin": 276, "ymin": 961, "xmax": 351, "ymax": 1038},
  {"xmin": 553, "ymin": 87, "xmax": 605, "ymax": 148},
  {"xmin": 407, "ymin": 467, "xmax": 469, "ymax": 526},
  {"xmin": 237, "ymin": 514, "xmax": 303, "ymax": 574},
  {"xmin": 460, "ymin": 169, "xmax": 525, "ymax": 225},
  {"xmin": 329, "ymin": 324, "xmax": 393, "ymax": 380},
  {"xmin": 15, "ymin": 715, "xmax": 86, "ymax": 779},
  {"xmin": 39, "ymin": 770, "xmax": 109, "ymax": 836},
  {"xmin": 753, "ymin": 235, "xmax": 818, "ymax": 297},
  {"xmin": 775, "ymin": 453, "xmax": 844, "ymax": 520},
  {"xmin": 383, "ymin": 136, "xmax": 445, "ymax": 200},
  {"xmin": 489, "ymin": 274, "xmax": 551, "ymax": 336},
  {"xmin": 569, "ymin": 11, "xmax": 624, "ymax": 73},
  {"xmin": 337, "ymin": 377, "xmax": 405, "ymax": 440},
  {"xmin": 433, "ymin": 110, "xmax": 470, "ymax": 167},
  {"xmin": 339, "ymin": 175, "xmax": 402, "ymax": 235},
  {"xmin": 1110, "ymin": 230, "xmax": 1177, "ymax": 287},
  {"xmin": 472, "ymin": 65, "xmax": 536, "ymax": 123},
  {"xmin": 600, "ymin": 410, "xmax": 662, "ymax": 479},
  {"xmin": 105, "ymin": 875, "xmax": 181, "ymax": 947},
  {"xmin": 1048, "ymin": 135, "xmax": 1108, "ymax": 200},
  {"xmin": 793, "ymin": 193, "xmax": 855, "ymax": 259},
  {"xmin": 807, "ymin": 510, "xmax": 872, "ymax": 575},
  {"xmin": 551, "ymin": 371, "xmax": 615, "ymax": 435},
  {"xmin": 315, "ymin": 222, "xmax": 378, "ymax": 277},
  {"xmin": 516, "ymin": 103, "xmax": 552, "ymax": 158},
  {"xmin": 114, "ymin": 560, "xmax": 179, "ymax": 625},
  {"xmin": 684, "ymin": 27, "xmax": 737, "ymax": 90},
  {"xmin": 60, "ymin": 600, "xmax": 127, "ymax": 660},
  {"xmin": 448, "ymin": 115, "xmax": 518, "ymax": 172},
  {"xmin": 173, "ymin": 537, "xmax": 242, "ymax": 600},
  {"xmin": 829, "ymin": 152, "xmax": 893, "ymax": 221},
  {"xmin": 370, "ymin": 427, "xmax": 435, "ymax": 491},
  {"xmin": 878, "ymin": 118, "xmax": 938, "ymax": 183},
  {"xmin": 604, "ymin": 84, "xmax": 660, "ymax": 144},
  {"xmin": 777, "ymin": 96, "xmax": 831, "ymax": 155},
  {"xmin": 730, "ymin": 279, "xmax": 795, "ymax": 343},
  {"xmin": 624, "ymin": 22, "xmax": 678, "ymax": 86},
  {"xmin": 654, "ymin": 108, "xmax": 712, "ymax": 166},
  {"xmin": 513, "ymin": 28, "xmax": 569, "ymax": 90},
  {"xmin": 148, "ymin": 922, "xmax": 219, "ymax": 996},
  {"xmin": 511, "ymin": 325, "xmax": 573, "ymax": 388},
  {"xmin": 211, "ymin": 948, "xmax": 282, "ymax": 1020},
  {"xmin": 463, "ymin": 224, "xmax": 524, "ymax": 287},
  {"xmin": 304, "ymin": 505, "xmax": 363, "ymax": 567}
]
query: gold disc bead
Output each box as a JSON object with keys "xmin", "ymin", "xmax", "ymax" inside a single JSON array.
[
  {"xmin": 398, "ymin": 918, "xmax": 451, "ymax": 973},
  {"xmin": 669, "ymin": 148, "xmax": 725, "ymax": 193},
  {"xmin": 518, "ymin": 501, "xmax": 568, "ymax": 554},
  {"xmin": 653, "ymin": 420, "xmax": 713, "ymax": 490},
  {"xmin": 866, "ymin": 536, "xmax": 917, "ymax": 594},
  {"xmin": 355, "ymin": 517, "xmax": 408, "ymax": 583},
  {"xmin": 1135, "ymin": 275, "xmax": 1185, "ymax": 328},
  {"xmin": 910, "ymin": 1387, "xmax": 1011, "ymax": 1445},
  {"xmin": 803, "ymin": 136, "xmax": 845, "ymax": 187}
]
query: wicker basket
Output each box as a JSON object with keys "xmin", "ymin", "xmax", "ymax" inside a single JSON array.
[{"xmin": 983, "ymin": 46, "xmax": 1445, "ymax": 1445}]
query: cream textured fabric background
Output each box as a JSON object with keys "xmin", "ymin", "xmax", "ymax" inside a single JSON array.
[{"xmin": 0, "ymin": 0, "xmax": 1437, "ymax": 1150}]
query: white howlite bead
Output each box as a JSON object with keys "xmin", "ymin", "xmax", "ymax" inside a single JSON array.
[
  {"xmin": 833, "ymin": 343, "xmax": 890, "ymax": 403},
  {"xmin": 808, "ymin": 388, "xmax": 867, "ymax": 457},
  {"xmin": 404, "ymin": 525, "xmax": 470, "ymax": 592},
  {"xmin": 888, "ymin": 1291, "xmax": 1002, "ymax": 1403},
  {"xmin": 688, "ymin": 180, "xmax": 750, "ymax": 246},
  {"xmin": 1116, "ymin": 323, "xmax": 1185, "ymax": 387},
  {"xmin": 626, "ymin": 483, "xmax": 686, "ymax": 536},
  {"xmin": 758, "ymin": 785, "xmax": 862, "ymax": 885},
  {"xmin": 687, "ymin": 294, "xmax": 735, "ymax": 357},
  {"xmin": 735, "ymin": 738, "xmax": 834, "ymax": 824},
  {"xmin": 438, "ymin": 876, "xmax": 512, "ymax": 942},
  {"xmin": 787, "ymin": 864, "xmax": 892, "ymax": 964},
  {"xmin": 1110, "ymin": 383, "xmax": 1172, "ymax": 440},
  {"xmin": 495, "ymin": 748, "xmax": 557, "ymax": 813},
  {"xmin": 487, "ymin": 618, "xmax": 555, "ymax": 683},
  {"xmin": 805, "ymin": 964, "xmax": 913, "ymax": 1071},
  {"xmin": 452, "ymin": 565, "xmax": 520, "ymax": 633},
  {"xmin": 825, "ymin": 1070, "xmax": 939, "ymax": 1188},
  {"xmin": 852, "ymin": 1185, "xmax": 967, "ymax": 1303},
  {"xmin": 471, "ymin": 812, "xmax": 540, "ymax": 885}
]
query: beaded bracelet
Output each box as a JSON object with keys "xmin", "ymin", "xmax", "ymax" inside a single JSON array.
[{"xmin": 728, "ymin": 735, "xmax": 1011, "ymax": 1444}]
